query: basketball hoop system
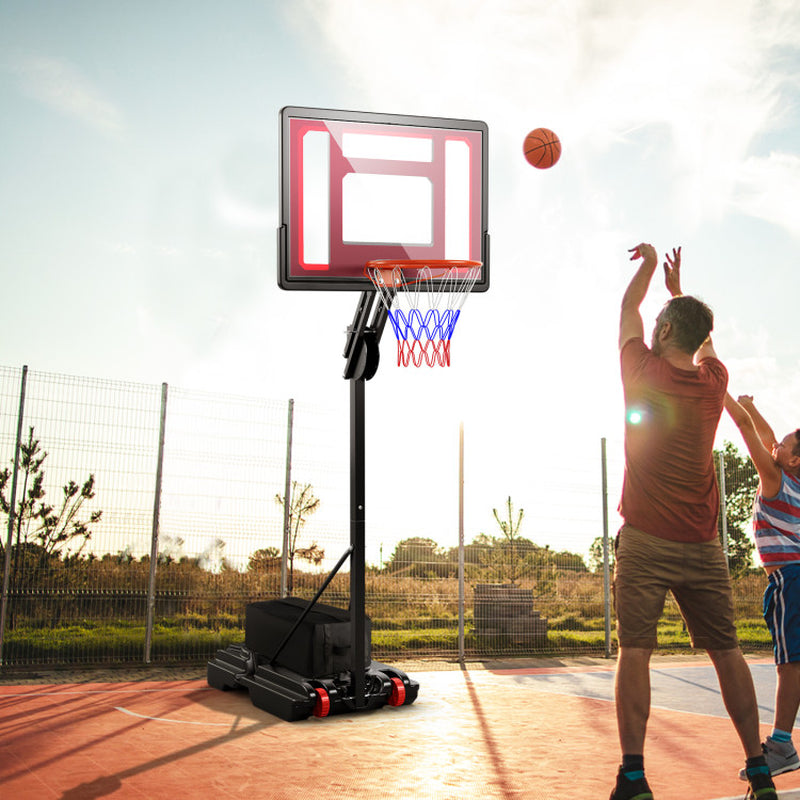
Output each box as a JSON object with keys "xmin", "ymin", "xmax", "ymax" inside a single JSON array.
[{"xmin": 365, "ymin": 260, "xmax": 481, "ymax": 367}]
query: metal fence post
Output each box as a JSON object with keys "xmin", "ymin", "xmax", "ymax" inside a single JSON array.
[
  {"xmin": 719, "ymin": 450, "xmax": 729, "ymax": 566},
  {"xmin": 281, "ymin": 399, "xmax": 294, "ymax": 598},
  {"xmin": 144, "ymin": 382, "xmax": 168, "ymax": 664},
  {"xmin": 601, "ymin": 437, "xmax": 612, "ymax": 658},
  {"xmin": 458, "ymin": 422, "xmax": 465, "ymax": 663},
  {"xmin": 0, "ymin": 366, "xmax": 28, "ymax": 665}
]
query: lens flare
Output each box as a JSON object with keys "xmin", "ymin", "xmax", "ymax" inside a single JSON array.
[{"xmin": 627, "ymin": 409, "xmax": 644, "ymax": 425}]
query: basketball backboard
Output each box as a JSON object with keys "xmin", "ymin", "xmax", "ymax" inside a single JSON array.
[{"xmin": 278, "ymin": 106, "xmax": 489, "ymax": 292}]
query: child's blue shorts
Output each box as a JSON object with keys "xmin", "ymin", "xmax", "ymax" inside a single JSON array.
[{"xmin": 764, "ymin": 563, "xmax": 800, "ymax": 664}]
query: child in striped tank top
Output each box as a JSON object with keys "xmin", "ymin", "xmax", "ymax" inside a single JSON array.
[{"xmin": 725, "ymin": 392, "xmax": 800, "ymax": 781}]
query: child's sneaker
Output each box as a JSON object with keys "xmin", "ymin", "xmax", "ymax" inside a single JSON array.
[
  {"xmin": 609, "ymin": 768, "xmax": 653, "ymax": 800},
  {"xmin": 739, "ymin": 737, "xmax": 800, "ymax": 779}
]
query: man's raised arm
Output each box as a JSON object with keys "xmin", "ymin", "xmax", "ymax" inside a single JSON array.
[{"xmin": 619, "ymin": 242, "xmax": 659, "ymax": 349}]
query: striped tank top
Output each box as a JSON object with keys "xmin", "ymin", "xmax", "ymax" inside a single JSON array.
[{"xmin": 754, "ymin": 471, "xmax": 800, "ymax": 567}]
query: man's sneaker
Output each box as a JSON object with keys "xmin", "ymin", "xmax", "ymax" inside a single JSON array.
[
  {"xmin": 609, "ymin": 768, "xmax": 653, "ymax": 800},
  {"xmin": 745, "ymin": 768, "xmax": 778, "ymax": 799},
  {"xmin": 739, "ymin": 737, "xmax": 800, "ymax": 779},
  {"xmin": 764, "ymin": 736, "xmax": 800, "ymax": 775}
]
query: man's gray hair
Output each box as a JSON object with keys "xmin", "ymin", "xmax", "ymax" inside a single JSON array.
[{"xmin": 658, "ymin": 296, "xmax": 714, "ymax": 354}]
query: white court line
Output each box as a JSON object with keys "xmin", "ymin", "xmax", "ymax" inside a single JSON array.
[
  {"xmin": 114, "ymin": 706, "xmax": 231, "ymax": 726},
  {"xmin": 713, "ymin": 793, "xmax": 800, "ymax": 800}
]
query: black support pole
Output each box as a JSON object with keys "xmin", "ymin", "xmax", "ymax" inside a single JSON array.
[
  {"xmin": 342, "ymin": 289, "xmax": 387, "ymax": 709},
  {"xmin": 350, "ymin": 376, "xmax": 367, "ymax": 707}
]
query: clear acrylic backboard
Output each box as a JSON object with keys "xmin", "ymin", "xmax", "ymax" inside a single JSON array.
[{"xmin": 278, "ymin": 106, "xmax": 489, "ymax": 292}]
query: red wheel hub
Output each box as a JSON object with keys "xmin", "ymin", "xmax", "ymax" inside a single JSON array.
[
  {"xmin": 313, "ymin": 686, "xmax": 331, "ymax": 717},
  {"xmin": 388, "ymin": 677, "xmax": 406, "ymax": 706}
]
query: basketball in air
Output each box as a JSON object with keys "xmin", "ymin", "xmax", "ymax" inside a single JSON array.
[{"xmin": 523, "ymin": 128, "xmax": 561, "ymax": 169}]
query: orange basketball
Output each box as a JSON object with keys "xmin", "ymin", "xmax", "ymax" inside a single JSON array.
[{"xmin": 523, "ymin": 128, "xmax": 561, "ymax": 169}]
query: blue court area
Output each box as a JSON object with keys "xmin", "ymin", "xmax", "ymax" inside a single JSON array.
[
  {"xmin": 506, "ymin": 658, "xmax": 778, "ymax": 720},
  {"xmin": 493, "ymin": 655, "xmax": 800, "ymax": 800}
]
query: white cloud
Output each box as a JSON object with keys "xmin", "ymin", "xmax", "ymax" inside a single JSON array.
[
  {"xmin": 6, "ymin": 52, "xmax": 124, "ymax": 134},
  {"xmin": 733, "ymin": 152, "xmax": 800, "ymax": 238},
  {"xmin": 298, "ymin": 0, "xmax": 797, "ymax": 229}
]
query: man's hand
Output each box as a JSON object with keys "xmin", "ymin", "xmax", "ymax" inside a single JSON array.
[
  {"xmin": 663, "ymin": 246, "xmax": 682, "ymax": 297},
  {"xmin": 628, "ymin": 243, "xmax": 657, "ymax": 266}
]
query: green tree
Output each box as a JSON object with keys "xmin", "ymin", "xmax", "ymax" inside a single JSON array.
[
  {"xmin": 384, "ymin": 537, "xmax": 450, "ymax": 578},
  {"xmin": 461, "ymin": 530, "xmax": 560, "ymax": 595},
  {"xmin": 715, "ymin": 441, "xmax": 757, "ymax": 577},
  {"xmin": 247, "ymin": 546, "xmax": 281, "ymax": 572},
  {"xmin": 458, "ymin": 532, "xmax": 493, "ymax": 566},
  {"xmin": 589, "ymin": 536, "xmax": 615, "ymax": 574},
  {"xmin": 490, "ymin": 496, "xmax": 526, "ymax": 584},
  {"xmin": 274, "ymin": 481, "xmax": 325, "ymax": 593},
  {"xmin": 1, "ymin": 427, "xmax": 103, "ymax": 629},
  {"xmin": 0, "ymin": 427, "xmax": 103, "ymax": 565},
  {"xmin": 551, "ymin": 549, "xmax": 589, "ymax": 573}
]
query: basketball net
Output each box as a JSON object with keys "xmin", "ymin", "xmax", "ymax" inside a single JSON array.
[{"xmin": 365, "ymin": 260, "xmax": 481, "ymax": 368}]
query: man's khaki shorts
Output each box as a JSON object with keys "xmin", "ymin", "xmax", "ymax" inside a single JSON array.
[{"xmin": 613, "ymin": 524, "xmax": 739, "ymax": 650}]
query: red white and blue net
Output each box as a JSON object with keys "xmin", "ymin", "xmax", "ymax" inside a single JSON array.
[{"xmin": 365, "ymin": 261, "xmax": 480, "ymax": 367}]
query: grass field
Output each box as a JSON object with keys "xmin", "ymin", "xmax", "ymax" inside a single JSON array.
[
  {"xmin": 0, "ymin": 570, "xmax": 774, "ymax": 666},
  {"xmin": 1, "ymin": 615, "xmax": 773, "ymax": 666}
]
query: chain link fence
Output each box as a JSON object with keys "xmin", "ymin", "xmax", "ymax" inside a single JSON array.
[{"xmin": 0, "ymin": 365, "xmax": 769, "ymax": 670}]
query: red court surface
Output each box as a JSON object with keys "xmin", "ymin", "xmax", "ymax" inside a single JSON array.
[{"xmin": 3, "ymin": 655, "xmax": 800, "ymax": 799}]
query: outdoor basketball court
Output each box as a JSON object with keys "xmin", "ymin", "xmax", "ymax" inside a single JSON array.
[
  {"xmin": 3, "ymin": 654, "xmax": 800, "ymax": 799},
  {"xmin": 2, "ymin": 107, "xmax": 791, "ymax": 799}
]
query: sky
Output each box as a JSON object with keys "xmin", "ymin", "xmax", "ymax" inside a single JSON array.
[{"xmin": 1, "ymin": 0, "xmax": 799, "ymax": 566}]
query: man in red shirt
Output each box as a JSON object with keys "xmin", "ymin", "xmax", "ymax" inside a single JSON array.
[{"xmin": 611, "ymin": 243, "xmax": 776, "ymax": 800}]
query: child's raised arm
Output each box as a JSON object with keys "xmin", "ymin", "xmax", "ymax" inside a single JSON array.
[
  {"xmin": 736, "ymin": 395, "xmax": 777, "ymax": 451},
  {"xmin": 724, "ymin": 393, "xmax": 782, "ymax": 498}
]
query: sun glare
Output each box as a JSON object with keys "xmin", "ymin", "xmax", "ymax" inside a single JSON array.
[{"xmin": 627, "ymin": 409, "xmax": 644, "ymax": 425}]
